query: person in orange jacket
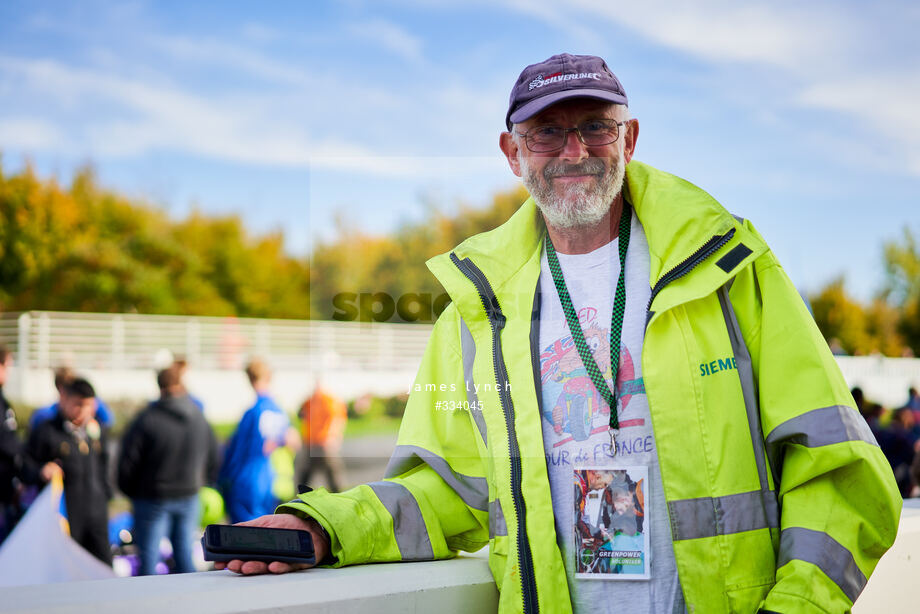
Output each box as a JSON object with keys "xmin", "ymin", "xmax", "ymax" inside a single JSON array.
[{"xmin": 296, "ymin": 378, "xmax": 347, "ymax": 492}]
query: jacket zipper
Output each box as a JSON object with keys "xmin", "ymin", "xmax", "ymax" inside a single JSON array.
[
  {"xmin": 646, "ymin": 228, "xmax": 736, "ymax": 315},
  {"xmin": 450, "ymin": 252, "xmax": 539, "ymax": 614}
]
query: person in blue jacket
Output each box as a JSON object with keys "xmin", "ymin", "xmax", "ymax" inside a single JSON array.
[
  {"xmin": 29, "ymin": 367, "xmax": 114, "ymax": 430},
  {"xmin": 218, "ymin": 359, "xmax": 292, "ymax": 524}
]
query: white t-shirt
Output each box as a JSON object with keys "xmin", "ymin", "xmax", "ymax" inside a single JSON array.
[{"xmin": 538, "ymin": 212, "xmax": 686, "ymax": 613}]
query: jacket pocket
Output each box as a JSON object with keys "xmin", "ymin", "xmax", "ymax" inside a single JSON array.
[{"xmin": 725, "ymin": 579, "xmax": 774, "ymax": 613}]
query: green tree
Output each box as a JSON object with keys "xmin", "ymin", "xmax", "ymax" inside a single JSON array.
[
  {"xmin": 308, "ymin": 185, "xmax": 529, "ymax": 322},
  {"xmin": 811, "ymin": 275, "xmax": 908, "ymax": 358},
  {"xmin": 0, "ymin": 160, "xmax": 310, "ymax": 318},
  {"xmin": 863, "ymin": 298, "xmax": 905, "ymax": 357},
  {"xmin": 811, "ymin": 277, "xmax": 871, "ymax": 355},
  {"xmin": 883, "ymin": 226, "xmax": 920, "ymax": 355}
]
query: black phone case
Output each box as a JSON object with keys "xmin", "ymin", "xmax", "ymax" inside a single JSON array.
[
  {"xmin": 201, "ymin": 528, "xmax": 316, "ymax": 566},
  {"xmin": 202, "ymin": 547, "xmax": 316, "ymax": 565}
]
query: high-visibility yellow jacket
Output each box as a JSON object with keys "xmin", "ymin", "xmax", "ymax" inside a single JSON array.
[{"xmin": 281, "ymin": 161, "xmax": 901, "ymax": 613}]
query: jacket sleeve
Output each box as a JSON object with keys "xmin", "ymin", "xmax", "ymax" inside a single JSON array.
[
  {"xmin": 277, "ymin": 304, "xmax": 489, "ymax": 566},
  {"xmin": 16, "ymin": 444, "xmax": 41, "ymax": 486},
  {"xmin": 205, "ymin": 422, "xmax": 220, "ymax": 487},
  {"xmin": 116, "ymin": 415, "xmax": 145, "ymax": 497},
  {"xmin": 100, "ymin": 425, "xmax": 113, "ymax": 500},
  {"xmin": 2, "ymin": 421, "xmax": 40, "ymax": 487},
  {"xmin": 25, "ymin": 422, "xmax": 52, "ymax": 477},
  {"xmin": 730, "ymin": 222, "xmax": 901, "ymax": 613}
]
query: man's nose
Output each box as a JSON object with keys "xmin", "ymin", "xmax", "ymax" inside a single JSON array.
[{"xmin": 558, "ymin": 129, "xmax": 589, "ymax": 162}]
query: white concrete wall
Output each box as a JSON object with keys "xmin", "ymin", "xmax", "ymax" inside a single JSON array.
[
  {"xmin": 1, "ymin": 507, "xmax": 918, "ymax": 613},
  {"xmin": 853, "ymin": 500, "xmax": 920, "ymax": 612},
  {"xmin": 0, "ymin": 548, "xmax": 497, "ymax": 614}
]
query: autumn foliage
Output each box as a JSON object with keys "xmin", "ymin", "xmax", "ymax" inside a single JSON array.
[
  {"xmin": 0, "ymin": 161, "xmax": 309, "ymax": 318},
  {"xmin": 2, "ymin": 159, "xmax": 917, "ymax": 356}
]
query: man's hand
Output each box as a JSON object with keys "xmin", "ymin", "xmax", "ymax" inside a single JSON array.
[
  {"xmin": 213, "ymin": 513, "xmax": 331, "ymax": 576},
  {"xmin": 40, "ymin": 461, "xmax": 62, "ymax": 482},
  {"xmin": 284, "ymin": 426, "xmax": 302, "ymax": 452}
]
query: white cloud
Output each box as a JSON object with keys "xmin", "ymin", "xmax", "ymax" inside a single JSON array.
[
  {"xmin": 0, "ymin": 55, "xmax": 329, "ymax": 167},
  {"xmin": 496, "ymin": 0, "xmax": 920, "ymax": 175},
  {"xmin": 595, "ymin": 2, "xmax": 846, "ymax": 72},
  {"xmin": 240, "ymin": 22, "xmax": 282, "ymax": 44},
  {"xmin": 309, "ymin": 154, "xmax": 504, "ymax": 177},
  {"xmin": 496, "ymin": 0, "xmax": 850, "ymax": 72},
  {"xmin": 798, "ymin": 75, "xmax": 920, "ymax": 136},
  {"xmin": 148, "ymin": 35, "xmax": 309, "ymax": 85},
  {"xmin": 498, "ymin": 0, "xmax": 603, "ymax": 46},
  {"xmin": 0, "ymin": 54, "xmax": 505, "ymax": 178},
  {"xmin": 797, "ymin": 73, "xmax": 920, "ymax": 173},
  {"xmin": 0, "ymin": 117, "xmax": 68, "ymax": 151},
  {"xmin": 347, "ymin": 19, "xmax": 424, "ymax": 64}
]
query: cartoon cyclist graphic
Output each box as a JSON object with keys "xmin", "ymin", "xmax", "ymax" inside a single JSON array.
[
  {"xmin": 541, "ymin": 317, "xmax": 644, "ymax": 442},
  {"xmin": 543, "ymin": 323, "xmax": 609, "ymax": 441}
]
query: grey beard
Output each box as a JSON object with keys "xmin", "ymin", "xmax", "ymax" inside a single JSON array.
[{"xmin": 521, "ymin": 156, "xmax": 625, "ymax": 230}]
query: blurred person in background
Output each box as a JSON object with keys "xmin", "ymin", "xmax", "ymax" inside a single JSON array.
[
  {"xmin": 1, "ymin": 346, "xmax": 42, "ymax": 543},
  {"xmin": 879, "ymin": 407, "xmax": 918, "ymax": 497},
  {"xmin": 296, "ymin": 377, "xmax": 347, "ymax": 492},
  {"xmin": 29, "ymin": 366, "xmax": 115, "ymax": 430},
  {"xmin": 218, "ymin": 359, "xmax": 298, "ymax": 523},
  {"xmin": 172, "ymin": 358, "xmax": 204, "ymax": 412},
  {"xmin": 851, "ymin": 386, "xmax": 866, "ymax": 415},
  {"xmin": 911, "ymin": 442, "xmax": 920, "ymax": 498},
  {"xmin": 27, "ymin": 377, "xmax": 111, "ymax": 565},
  {"xmin": 117, "ymin": 365, "xmax": 219, "ymax": 575},
  {"xmin": 827, "ymin": 337, "xmax": 847, "ymax": 356},
  {"xmin": 903, "ymin": 386, "xmax": 920, "ymax": 417},
  {"xmin": 852, "ymin": 386, "xmax": 885, "ymax": 437}
]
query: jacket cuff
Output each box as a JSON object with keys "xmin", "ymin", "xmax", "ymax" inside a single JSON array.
[
  {"xmin": 275, "ymin": 488, "xmax": 359, "ymax": 567},
  {"xmin": 311, "ymin": 521, "xmax": 336, "ymax": 565},
  {"xmin": 762, "ymin": 588, "xmax": 844, "ymax": 614}
]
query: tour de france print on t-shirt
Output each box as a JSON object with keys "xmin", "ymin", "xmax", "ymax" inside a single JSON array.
[{"xmin": 539, "ymin": 305, "xmax": 650, "ymax": 463}]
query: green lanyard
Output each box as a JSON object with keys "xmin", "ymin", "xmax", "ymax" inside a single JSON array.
[{"xmin": 544, "ymin": 200, "xmax": 632, "ymax": 439}]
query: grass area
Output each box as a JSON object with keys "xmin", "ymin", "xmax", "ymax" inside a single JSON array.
[
  {"xmin": 210, "ymin": 414, "xmax": 401, "ymax": 444},
  {"xmin": 343, "ymin": 415, "xmax": 402, "ymax": 437},
  {"xmin": 211, "ymin": 421, "xmax": 238, "ymax": 443}
]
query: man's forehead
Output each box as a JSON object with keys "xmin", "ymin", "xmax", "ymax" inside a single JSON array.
[
  {"xmin": 64, "ymin": 391, "xmax": 94, "ymax": 402},
  {"xmin": 523, "ymin": 98, "xmax": 618, "ymax": 124},
  {"xmin": 75, "ymin": 396, "xmax": 97, "ymax": 409}
]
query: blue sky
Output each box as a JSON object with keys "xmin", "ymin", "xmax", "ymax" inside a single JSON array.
[{"xmin": 1, "ymin": 0, "xmax": 917, "ymax": 302}]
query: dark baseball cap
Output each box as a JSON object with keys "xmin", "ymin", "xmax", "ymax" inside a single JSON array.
[{"xmin": 505, "ymin": 53, "xmax": 628, "ymax": 130}]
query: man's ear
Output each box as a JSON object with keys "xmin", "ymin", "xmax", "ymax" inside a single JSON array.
[
  {"xmin": 622, "ymin": 119, "xmax": 639, "ymax": 164},
  {"xmin": 499, "ymin": 131, "xmax": 523, "ymax": 177}
]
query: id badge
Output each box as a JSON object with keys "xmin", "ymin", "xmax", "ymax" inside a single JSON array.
[{"xmin": 573, "ymin": 466, "xmax": 650, "ymax": 580}]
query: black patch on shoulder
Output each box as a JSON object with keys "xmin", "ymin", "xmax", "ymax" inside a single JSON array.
[{"xmin": 715, "ymin": 243, "xmax": 753, "ymax": 273}]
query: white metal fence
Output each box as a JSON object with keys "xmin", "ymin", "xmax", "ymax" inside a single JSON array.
[
  {"xmin": 2, "ymin": 310, "xmax": 919, "ymax": 416},
  {"xmin": 0, "ymin": 311, "xmax": 434, "ymax": 420},
  {"xmin": 0, "ymin": 311, "xmax": 432, "ymax": 372},
  {"xmin": 837, "ymin": 355, "xmax": 920, "ymax": 409}
]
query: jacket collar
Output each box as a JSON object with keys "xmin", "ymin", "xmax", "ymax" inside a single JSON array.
[
  {"xmin": 427, "ymin": 160, "xmax": 766, "ymax": 318},
  {"xmin": 626, "ymin": 161, "xmax": 752, "ymax": 283}
]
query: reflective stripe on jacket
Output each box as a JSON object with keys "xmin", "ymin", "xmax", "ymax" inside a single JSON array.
[{"xmin": 279, "ymin": 160, "xmax": 900, "ymax": 613}]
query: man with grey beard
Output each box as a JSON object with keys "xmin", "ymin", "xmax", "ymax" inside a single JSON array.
[
  {"xmin": 512, "ymin": 109, "xmax": 627, "ymax": 232},
  {"xmin": 215, "ymin": 53, "xmax": 899, "ymax": 614}
]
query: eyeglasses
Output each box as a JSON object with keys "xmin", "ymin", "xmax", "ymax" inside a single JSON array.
[{"xmin": 514, "ymin": 119, "xmax": 627, "ymax": 153}]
